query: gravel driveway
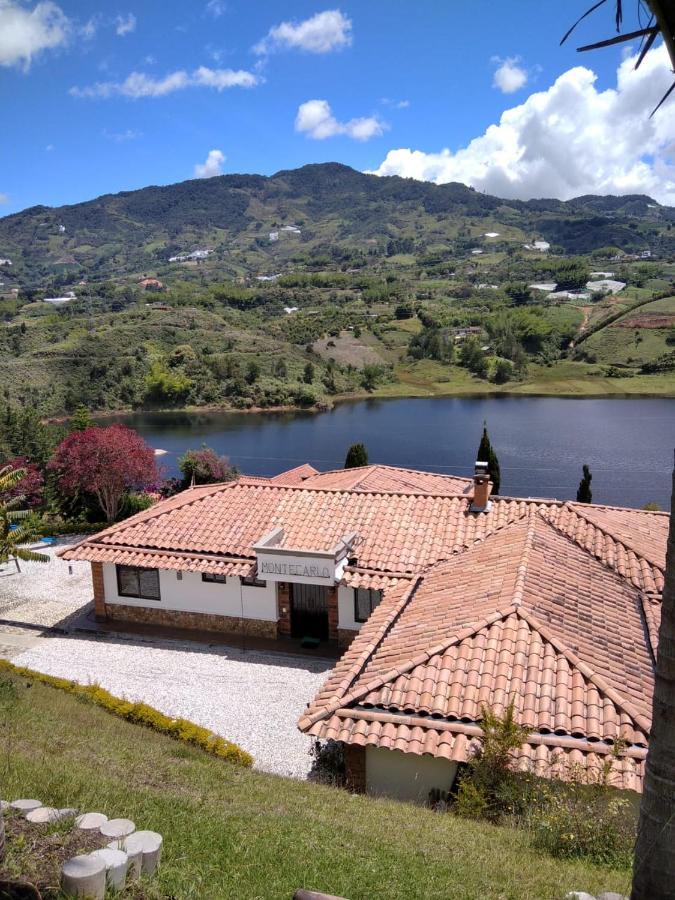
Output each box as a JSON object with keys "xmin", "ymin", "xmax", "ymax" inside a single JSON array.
[
  {"xmin": 0, "ymin": 537, "xmax": 92, "ymax": 629},
  {"xmin": 15, "ymin": 635, "xmax": 331, "ymax": 778}
]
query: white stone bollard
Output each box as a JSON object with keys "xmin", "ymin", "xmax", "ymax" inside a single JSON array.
[
  {"xmin": 75, "ymin": 812, "xmax": 108, "ymax": 830},
  {"xmin": 100, "ymin": 818, "xmax": 135, "ymax": 840},
  {"xmin": 26, "ymin": 806, "xmax": 61, "ymax": 824},
  {"xmin": 88, "ymin": 847, "xmax": 129, "ymax": 892},
  {"xmin": 61, "ymin": 854, "xmax": 106, "ymax": 899},
  {"xmin": 124, "ymin": 830, "xmax": 163, "ymax": 875},
  {"xmin": 108, "ymin": 839, "xmax": 141, "ymax": 880},
  {"xmin": 10, "ymin": 799, "xmax": 42, "ymax": 815}
]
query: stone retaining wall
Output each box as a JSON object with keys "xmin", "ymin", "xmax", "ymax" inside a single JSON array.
[{"xmin": 103, "ymin": 603, "xmax": 278, "ymax": 639}]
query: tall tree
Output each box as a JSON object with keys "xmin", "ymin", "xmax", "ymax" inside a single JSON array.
[
  {"xmin": 344, "ymin": 443, "xmax": 368, "ymax": 469},
  {"xmin": 632, "ymin": 459, "xmax": 675, "ymax": 899},
  {"xmin": 0, "ymin": 465, "xmax": 48, "ymax": 572},
  {"xmin": 477, "ymin": 424, "xmax": 500, "ymax": 495},
  {"xmin": 576, "ymin": 464, "xmax": 592, "ymax": 504},
  {"xmin": 49, "ymin": 425, "xmax": 157, "ymax": 522},
  {"xmin": 70, "ymin": 405, "xmax": 94, "ymax": 432}
]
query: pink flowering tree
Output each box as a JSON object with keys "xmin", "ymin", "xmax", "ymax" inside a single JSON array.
[
  {"xmin": 49, "ymin": 425, "xmax": 157, "ymax": 522},
  {"xmin": 0, "ymin": 456, "xmax": 44, "ymax": 509}
]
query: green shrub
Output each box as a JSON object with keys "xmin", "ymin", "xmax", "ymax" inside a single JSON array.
[
  {"xmin": 455, "ymin": 703, "xmax": 529, "ymax": 823},
  {"xmin": 0, "ymin": 660, "xmax": 253, "ymax": 768},
  {"xmin": 528, "ymin": 780, "xmax": 636, "ymax": 868}
]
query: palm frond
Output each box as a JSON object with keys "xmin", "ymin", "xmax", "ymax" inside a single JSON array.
[
  {"xmin": 560, "ymin": 0, "xmax": 609, "ymax": 45},
  {"xmin": 577, "ymin": 25, "xmax": 658, "ymax": 52},
  {"xmin": 635, "ymin": 25, "xmax": 659, "ymax": 68},
  {"xmin": 13, "ymin": 547, "xmax": 50, "ymax": 564},
  {"xmin": 651, "ymin": 79, "xmax": 675, "ymax": 117}
]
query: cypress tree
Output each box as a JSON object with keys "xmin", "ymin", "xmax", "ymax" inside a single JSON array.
[
  {"xmin": 576, "ymin": 464, "xmax": 593, "ymax": 504},
  {"xmin": 476, "ymin": 422, "xmax": 500, "ymax": 496},
  {"xmin": 344, "ymin": 443, "xmax": 369, "ymax": 469}
]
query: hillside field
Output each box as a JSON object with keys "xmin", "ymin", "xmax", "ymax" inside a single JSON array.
[{"xmin": 0, "ymin": 667, "xmax": 632, "ymax": 899}]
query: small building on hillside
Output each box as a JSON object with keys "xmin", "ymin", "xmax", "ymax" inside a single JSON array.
[
  {"xmin": 138, "ymin": 277, "xmax": 164, "ymax": 291},
  {"xmin": 61, "ymin": 461, "xmax": 666, "ymax": 802}
]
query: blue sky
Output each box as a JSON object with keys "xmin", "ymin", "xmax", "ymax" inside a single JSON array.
[{"xmin": 1, "ymin": 1, "xmax": 674, "ymax": 214}]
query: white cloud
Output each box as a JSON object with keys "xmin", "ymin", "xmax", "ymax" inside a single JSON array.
[
  {"xmin": 194, "ymin": 149, "xmax": 225, "ymax": 178},
  {"xmin": 295, "ymin": 99, "xmax": 385, "ymax": 141},
  {"xmin": 115, "ymin": 13, "xmax": 136, "ymax": 37},
  {"xmin": 370, "ymin": 45, "xmax": 675, "ymax": 205},
  {"xmin": 0, "ymin": 193, "xmax": 8, "ymax": 204},
  {"xmin": 71, "ymin": 66, "xmax": 260, "ymax": 99},
  {"xmin": 0, "ymin": 0, "xmax": 70, "ymax": 69},
  {"xmin": 254, "ymin": 9, "xmax": 351, "ymax": 55},
  {"xmin": 381, "ymin": 97, "xmax": 410, "ymax": 109},
  {"xmin": 80, "ymin": 15, "xmax": 99, "ymax": 40},
  {"xmin": 205, "ymin": 0, "xmax": 226, "ymax": 18},
  {"xmin": 492, "ymin": 56, "xmax": 527, "ymax": 93},
  {"xmin": 103, "ymin": 128, "xmax": 142, "ymax": 142}
]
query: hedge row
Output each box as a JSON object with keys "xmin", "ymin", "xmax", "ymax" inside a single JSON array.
[{"xmin": 0, "ymin": 659, "xmax": 253, "ymax": 768}]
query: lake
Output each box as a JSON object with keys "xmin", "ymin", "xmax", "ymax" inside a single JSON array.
[{"xmin": 105, "ymin": 396, "xmax": 675, "ymax": 510}]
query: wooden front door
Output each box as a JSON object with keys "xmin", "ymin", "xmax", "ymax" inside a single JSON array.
[{"xmin": 290, "ymin": 584, "xmax": 329, "ymax": 641}]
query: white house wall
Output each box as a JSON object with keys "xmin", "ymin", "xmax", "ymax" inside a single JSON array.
[
  {"xmin": 365, "ymin": 746, "xmax": 458, "ymax": 803},
  {"xmin": 102, "ymin": 564, "xmax": 277, "ymax": 621},
  {"xmin": 337, "ymin": 585, "xmax": 360, "ymax": 632}
]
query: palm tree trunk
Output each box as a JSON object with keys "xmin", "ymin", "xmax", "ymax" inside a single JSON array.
[{"xmin": 632, "ymin": 455, "xmax": 675, "ymax": 898}]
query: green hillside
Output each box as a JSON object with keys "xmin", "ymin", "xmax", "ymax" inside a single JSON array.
[
  {"xmin": 1, "ymin": 164, "xmax": 674, "ymax": 417},
  {"xmin": 1, "ymin": 163, "xmax": 673, "ymax": 286},
  {"xmin": 0, "ymin": 666, "xmax": 631, "ymax": 899}
]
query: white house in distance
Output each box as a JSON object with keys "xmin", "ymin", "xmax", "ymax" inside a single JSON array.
[{"xmin": 62, "ymin": 462, "xmax": 666, "ymax": 803}]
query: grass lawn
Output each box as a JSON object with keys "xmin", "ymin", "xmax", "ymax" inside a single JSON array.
[{"xmin": 0, "ymin": 671, "xmax": 633, "ymax": 900}]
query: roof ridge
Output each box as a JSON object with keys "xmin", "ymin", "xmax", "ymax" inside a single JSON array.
[
  {"xmin": 301, "ymin": 605, "xmax": 519, "ymax": 729},
  {"xmin": 300, "ymin": 577, "xmax": 422, "ymax": 728},
  {"xmin": 307, "ymin": 463, "xmax": 473, "ymax": 482},
  {"xmin": 547, "ymin": 504, "xmax": 664, "ymax": 578},
  {"xmin": 515, "ymin": 606, "xmax": 652, "ymax": 734},
  {"xmin": 512, "ymin": 510, "xmax": 537, "ymax": 607},
  {"xmin": 568, "ymin": 499, "xmax": 669, "ymax": 517}
]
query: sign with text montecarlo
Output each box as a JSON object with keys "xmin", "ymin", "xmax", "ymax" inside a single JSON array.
[
  {"xmin": 253, "ymin": 527, "xmax": 357, "ymax": 586},
  {"xmin": 257, "ymin": 552, "xmax": 335, "ymax": 586}
]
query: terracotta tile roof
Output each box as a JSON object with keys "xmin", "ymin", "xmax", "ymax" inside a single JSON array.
[
  {"xmin": 61, "ymin": 483, "xmax": 541, "ymax": 576},
  {"xmin": 269, "ymin": 464, "xmax": 320, "ymax": 485},
  {"xmin": 543, "ymin": 504, "xmax": 664, "ymax": 595},
  {"xmin": 63, "ymin": 545, "xmax": 255, "ymax": 578},
  {"xmin": 300, "ymin": 464, "xmax": 473, "ymax": 495},
  {"xmin": 300, "ymin": 511, "xmax": 658, "ymax": 792}
]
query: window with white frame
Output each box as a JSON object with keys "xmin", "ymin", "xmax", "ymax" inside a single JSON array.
[{"xmin": 116, "ymin": 565, "xmax": 161, "ymax": 601}]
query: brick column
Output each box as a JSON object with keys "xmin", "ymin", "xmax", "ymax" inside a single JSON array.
[
  {"xmin": 91, "ymin": 562, "xmax": 106, "ymax": 620},
  {"xmin": 328, "ymin": 585, "xmax": 338, "ymax": 642},
  {"xmin": 277, "ymin": 582, "xmax": 291, "ymax": 637},
  {"xmin": 344, "ymin": 744, "xmax": 366, "ymax": 793}
]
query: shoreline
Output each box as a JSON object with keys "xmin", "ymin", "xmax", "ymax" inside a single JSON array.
[{"xmin": 45, "ymin": 381, "xmax": 675, "ymax": 425}]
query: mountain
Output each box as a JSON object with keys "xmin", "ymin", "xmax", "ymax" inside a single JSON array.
[{"xmin": 0, "ymin": 163, "xmax": 673, "ymax": 286}]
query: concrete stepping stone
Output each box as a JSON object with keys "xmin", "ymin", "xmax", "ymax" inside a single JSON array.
[
  {"xmin": 26, "ymin": 806, "xmax": 61, "ymax": 824},
  {"xmin": 108, "ymin": 839, "xmax": 141, "ymax": 880},
  {"xmin": 10, "ymin": 799, "xmax": 42, "ymax": 815},
  {"xmin": 88, "ymin": 847, "xmax": 128, "ymax": 892},
  {"xmin": 75, "ymin": 812, "xmax": 108, "ymax": 830},
  {"xmin": 123, "ymin": 830, "xmax": 163, "ymax": 875},
  {"xmin": 100, "ymin": 817, "xmax": 135, "ymax": 840},
  {"xmin": 61, "ymin": 854, "xmax": 106, "ymax": 899}
]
